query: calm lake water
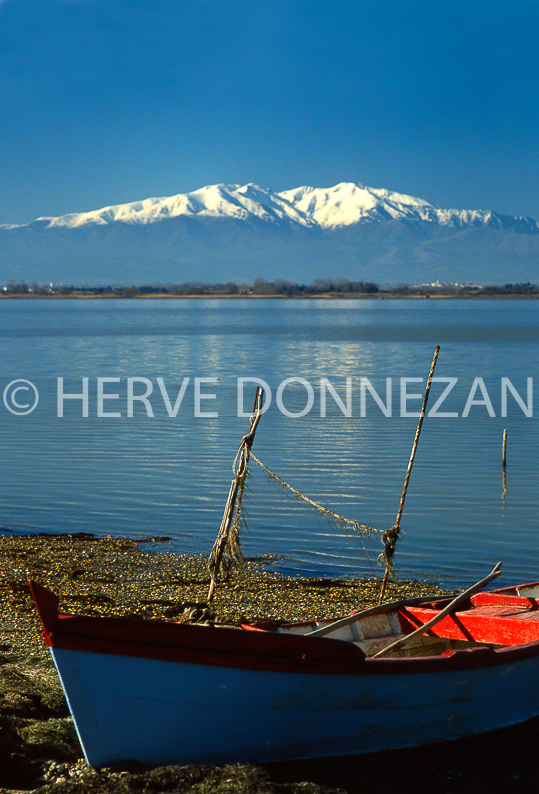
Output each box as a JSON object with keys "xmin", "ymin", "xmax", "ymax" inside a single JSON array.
[{"xmin": 1, "ymin": 297, "xmax": 538, "ymax": 588}]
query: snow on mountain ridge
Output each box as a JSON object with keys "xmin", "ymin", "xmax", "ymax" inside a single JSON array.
[
  {"xmin": 278, "ymin": 182, "xmax": 439, "ymax": 228},
  {"xmin": 37, "ymin": 183, "xmax": 316, "ymax": 230},
  {"xmin": 188, "ymin": 183, "xmax": 316, "ymax": 226},
  {"xmin": 25, "ymin": 181, "xmax": 539, "ymax": 233},
  {"xmin": 2, "ymin": 180, "xmax": 539, "ymax": 287}
]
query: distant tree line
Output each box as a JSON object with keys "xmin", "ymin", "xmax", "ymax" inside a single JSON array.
[
  {"xmin": 479, "ymin": 282, "xmax": 539, "ymax": 295},
  {"xmin": 380, "ymin": 282, "xmax": 539, "ymax": 296},
  {"xmin": 0, "ymin": 278, "xmax": 380, "ymax": 296},
  {"xmin": 251, "ymin": 278, "xmax": 379, "ymax": 295},
  {"xmin": 2, "ymin": 279, "xmax": 539, "ymax": 297}
]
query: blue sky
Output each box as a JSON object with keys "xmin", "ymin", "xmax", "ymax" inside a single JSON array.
[{"xmin": 1, "ymin": 0, "xmax": 538, "ymax": 225}]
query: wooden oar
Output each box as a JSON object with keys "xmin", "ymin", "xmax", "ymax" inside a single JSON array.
[
  {"xmin": 305, "ymin": 594, "xmax": 442, "ymax": 638},
  {"xmin": 371, "ymin": 561, "xmax": 503, "ymax": 658},
  {"xmin": 306, "ymin": 561, "xmax": 502, "ymax": 641}
]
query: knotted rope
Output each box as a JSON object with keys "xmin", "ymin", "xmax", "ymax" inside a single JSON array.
[
  {"xmin": 377, "ymin": 524, "xmax": 400, "ymax": 578},
  {"xmin": 250, "ymin": 452, "xmax": 380, "ymax": 540}
]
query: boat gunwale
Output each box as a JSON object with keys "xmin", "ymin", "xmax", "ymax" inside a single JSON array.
[{"xmin": 29, "ymin": 579, "xmax": 539, "ymax": 676}]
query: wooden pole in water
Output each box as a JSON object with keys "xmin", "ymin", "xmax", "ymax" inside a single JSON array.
[
  {"xmin": 207, "ymin": 388, "xmax": 264, "ymax": 603},
  {"xmin": 378, "ymin": 345, "xmax": 440, "ymax": 603},
  {"xmin": 502, "ymin": 428, "xmax": 508, "ymax": 501}
]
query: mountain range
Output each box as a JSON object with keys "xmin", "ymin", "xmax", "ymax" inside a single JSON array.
[{"xmin": 1, "ymin": 181, "xmax": 538, "ymax": 285}]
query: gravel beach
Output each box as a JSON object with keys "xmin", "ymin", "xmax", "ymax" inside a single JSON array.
[{"xmin": 1, "ymin": 533, "xmax": 538, "ymax": 794}]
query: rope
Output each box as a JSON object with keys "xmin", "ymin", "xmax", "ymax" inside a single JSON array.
[
  {"xmin": 250, "ymin": 453, "xmax": 381, "ymax": 539},
  {"xmin": 207, "ymin": 389, "xmax": 264, "ymax": 600},
  {"xmin": 207, "ymin": 439, "xmax": 249, "ymax": 576},
  {"xmin": 225, "ymin": 430, "xmax": 256, "ymax": 563},
  {"xmin": 377, "ymin": 524, "xmax": 400, "ymax": 577}
]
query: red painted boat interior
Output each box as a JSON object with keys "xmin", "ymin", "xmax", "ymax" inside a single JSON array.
[
  {"xmin": 396, "ymin": 584, "xmax": 539, "ymax": 647},
  {"xmin": 399, "ymin": 603, "xmax": 539, "ymax": 646}
]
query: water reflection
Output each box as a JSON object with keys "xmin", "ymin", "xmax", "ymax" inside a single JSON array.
[{"xmin": 0, "ymin": 298, "xmax": 538, "ymax": 587}]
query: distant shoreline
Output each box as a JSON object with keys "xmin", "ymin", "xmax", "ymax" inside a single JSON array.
[{"xmin": 1, "ymin": 291, "xmax": 538, "ymax": 300}]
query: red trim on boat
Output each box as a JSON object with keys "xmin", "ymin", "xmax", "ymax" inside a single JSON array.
[
  {"xmin": 29, "ymin": 581, "xmax": 539, "ymax": 675},
  {"xmin": 29, "ymin": 581, "xmax": 366, "ymax": 674}
]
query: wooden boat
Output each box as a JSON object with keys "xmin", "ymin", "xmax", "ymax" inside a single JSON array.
[{"xmin": 29, "ymin": 572, "xmax": 539, "ymax": 768}]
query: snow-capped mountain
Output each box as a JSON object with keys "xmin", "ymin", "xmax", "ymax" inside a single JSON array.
[
  {"xmin": 1, "ymin": 181, "xmax": 538, "ymax": 285},
  {"xmin": 20, "ymin": 180, "xmax": 539, "ymax": 234},
  {"xmin": 280, "ymin": 182, "xmax": 539, "ymax": 232},
  {"xmin": 32, "ymin": 183, "xmax": 318, "ymax": 230}
]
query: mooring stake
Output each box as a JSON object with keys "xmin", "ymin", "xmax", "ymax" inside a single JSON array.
[
  {"xmin": 207, "ymin": 387, "xmax": 264, "ymax": 603},
  {"xmin": 378, "ymin": 345, "xmax": 440, "ymax": 603}
]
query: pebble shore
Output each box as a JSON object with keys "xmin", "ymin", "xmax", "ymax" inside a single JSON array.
[{"xmin": 1, "ymin": 533, "xmax": 538, "ymax": 794}]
